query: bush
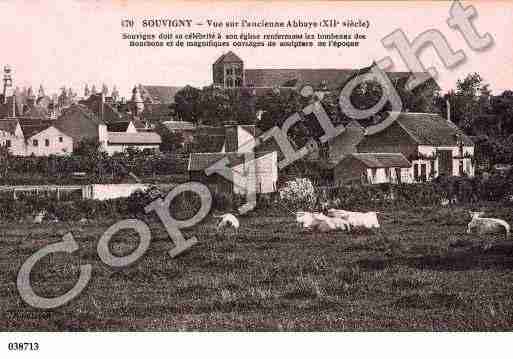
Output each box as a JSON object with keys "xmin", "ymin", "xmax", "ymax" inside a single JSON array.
[{"xmin": 279, "ymin": 178, "xmax": 317, "ymax": 211}]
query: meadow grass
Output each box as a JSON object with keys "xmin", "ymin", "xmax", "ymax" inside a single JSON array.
[{"xmin": 1, "ymin": 204, "xmax": 513, "ymax": 331}]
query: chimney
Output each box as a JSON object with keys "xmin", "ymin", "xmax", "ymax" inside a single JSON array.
[
  {"xmin": 224, "ymin": 120, "xmax": 238, "ymax": 152},
  {"xmin": 446, "ymin": 99, "xmax": 451, "ymax": 122}
]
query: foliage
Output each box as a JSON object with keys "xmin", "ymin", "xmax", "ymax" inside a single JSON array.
[
  {"xmin": 174, "ymin": 85, "xmax": 256, "ymax": 126},
  {"xmin": 155, "ymin": 123, "xmax": 185, "ymax": 153},
  {"xmin": 279, "ymin": 178, "xmax": 317, "ymax": 211}
]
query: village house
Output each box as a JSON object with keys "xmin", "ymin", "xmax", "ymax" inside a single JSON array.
[
  {"xmin": 333, "ymin": 153, "xmax": 412, "ymax": 185},
  {"xmin": 55, "ymin": 91, "xmax": 162, "ymax": 155},
  {"xmin": 187, "ymin": 123, "xmax": 278, "ymax": 195},
  {"xmin": 356, "ymin": 112, "xmax": 475, "ymax": 182},
  {"xmin": 104, "ymin": 132, "xmax": 161, "ymax": 156},
  {"xmin": 0, "ymin": 117, "xmax": 73, "ymax": 156}
]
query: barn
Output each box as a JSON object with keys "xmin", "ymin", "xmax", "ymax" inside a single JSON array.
[
  {"xmin": 357, "ymin": 112, "xmax": 475, "ymax": 182},
  {"xmin": 333, "ymin": 153, "xmax": 412, "ymax": 185}
]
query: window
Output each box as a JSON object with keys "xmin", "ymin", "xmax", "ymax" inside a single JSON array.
[
  {"xmin": 385, "ymin": 168, "xmax": 392, "ymax": 180},
  {"xmin": 5, "ymin": 139, "xmax": 11, "ymax": 148},
  {"xmin": 226, "ymin": 78, "xmax": 233, "ymax": 88},
  {"xmin": 59, "ymin": 137, "xmax": 63, "ymax": 143},
  {"xmin": 413, "ymin": 164, "xmax": 419, "ymax": 181},
  {"xmin": 226, "ymin": 68, "xmax": 233, "ymax": 75},
  {"xmin": 465, "ymin": 159, "xmax": 471, "ymax": 175},
  {"xmin": 45, "ymin": 139, "xmax": 50, "ymax": 147},
  {"xmin": 33, "ymin": 139, "xmax": 38, "ymax": 147},
  {"xmin": 395, "ymin": 168, "xmax": 402, "ymax": 184},
  {"xmin": 420, "ymin": 164, "xmax": 427, "ymax": 182},
  {"xmin": 371, "ymin": 168, "xmax": 377, "ymax": 183}
]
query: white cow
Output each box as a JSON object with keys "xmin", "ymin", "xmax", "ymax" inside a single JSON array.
[
  {"xmin": 214, "ymin": 213, "xmax": 240, "ymax": 233},
  {"xmin": 316, "ymin": 217, "xmax": 350, "ymax": 232},
  {"xmin": 296, "ymin": 211, "xmax": 350, "ymax": 232},
  {"xmin": 467, "ymin": 211, "xmax": 510, "ymax": 239},
  {"xmin": 328, "ymin": 209, "xmax": 380, "ymax": 230},
  {"xmin": 296, "ymin": 211, "xmax": 315, "ymax": 229}
]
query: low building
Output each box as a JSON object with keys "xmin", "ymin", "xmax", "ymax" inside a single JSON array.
[
  {"xmin": 188, "ymin": 151, "xmax": 278, "ymax": 194},
  {"xmin": 0, "ymin": 118, "xmax": 73, "ymax": 156},
  {"xmin": 187, "ymin": 122, "xmax": 279, "ymax": 195},
  {"xmin": 357, "ymin": 112, "xmax": 475, "ymax": 182},
  {"xmin": 23, "ymin": 124, "xmax": 73, "ymax": 156},
  {"xmin": 105, "ymin": 132, "xmax": 161, "ymax": 155},
  {"xmin": 334, "ymin": 153, "xmax": 412, "ymax": 185},
  {"xmin": 54, "ymin": 104, "xmax": 107, "ymax": 145}
]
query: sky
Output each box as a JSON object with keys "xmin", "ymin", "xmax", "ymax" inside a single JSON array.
[{"xmin": 0, "ymin": 0, "xmax": 511, "ymax": 98}]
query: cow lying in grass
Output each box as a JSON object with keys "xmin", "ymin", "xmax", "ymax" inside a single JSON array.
[
  {"xmin": 296, "ymin": 211, "xmax": 350, "ymax": 232},
  {"xmin": 328, "ymin": 209, "xmax": 380, "ymax": 230},
  {"xmin": 467, "ymin": 211, "xmax": 510, "ymax": 239}
]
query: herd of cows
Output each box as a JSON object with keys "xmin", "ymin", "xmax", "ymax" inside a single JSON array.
[{"xmin": 215, "ymin": 208, "xmax": 511, "ymax": 239}]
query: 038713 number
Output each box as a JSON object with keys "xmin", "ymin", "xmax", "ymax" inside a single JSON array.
[{"xmin": 8, "ymin": 342, "xmax": 39, "ymax": 351}]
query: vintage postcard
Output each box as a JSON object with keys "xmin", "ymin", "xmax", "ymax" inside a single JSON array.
[{"xmin": 1, "ymin": 0, "xmax": 513, "ymax": 356}]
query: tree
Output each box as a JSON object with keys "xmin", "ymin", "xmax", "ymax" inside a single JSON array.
[
  {"xmin": 155, "ymin": 123, "xmax": 185, "ymax": 153},
  {"xmin": 174, "ymin": 85, "xmax": 202, "ymax": 123}
]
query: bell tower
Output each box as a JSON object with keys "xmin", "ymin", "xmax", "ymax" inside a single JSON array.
[{"xmin": 3, "ymin": 65, "xmax": 13, "ymax": 103}]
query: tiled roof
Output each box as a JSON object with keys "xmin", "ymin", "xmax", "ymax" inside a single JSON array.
[
  {"xmin": 20, "ymin": 122, "xmax": 54, "ymax": 139},
  {"xmin": 350, "ymin": 153, "xmax": 411, "ymax": 168},
  {"xmin": 24, "ymin": 105, "xmax": 49, "ymax": 120},
  {"xmin": 0, "ymin": 119, "xmax": 18, "ymax": 135},
  {"xmin": 107, "ymin": 121, "xmax": 131, "ymax": 132},
  {"xmin": 188, "ymin": 151, "xmax": 272, "ymax": 171},
  {"xmin": 162, "ymin": 120, "xmax": 195, "ymax": 131},
  {"xmin": 193, "ymin": 125, "xmax": 227, "ymax": 152},
  {"xmin": 244, "ymin": 68, "xmax": 355, "ymax": 89},
  {"xmin": 392, "ymin": 112, "xmax": 473, "ymax": 146},
  {"xmin": 244, "ymin": 68, "xmax": 437, "ymax": 91},
  {"xmin": 214, "ymin": 51, "xmax": 243, "ymax": 65},
  {"xmin": 140, "ymin": 85, "xmax": 183, "ymax": 104},
  {"xmin": 107, "ymin": 132, "xmax": 161, "ymax": 145},
  {"xmin": 54, "ymin": 104, "xmax": 104, "ymax": 141}
]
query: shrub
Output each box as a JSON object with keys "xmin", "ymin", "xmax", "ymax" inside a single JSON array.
[{"xmin": 279, "ymin": 178, "xmax": 317, "ymax": 211}]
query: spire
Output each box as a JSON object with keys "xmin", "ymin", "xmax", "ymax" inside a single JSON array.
[
  {"xmin": 38, "ymin": 85, "xmax": 45, "ymax": 98},
  {"xmin": 3, "ymin": 65, "xmax": 13, "ymax": 103},
  {"xmin": 131, "ymin": 85, "xmax": 144, "ymax": 115},
  {"xmin": 84, "ymin": 84, "xmax": 90, "ymax": 98},
  {"xmin": 91, "ymin": 84, "xmax": 97, "ymax": 94},
  {"xmin": 102, "ymin": 83, "xmax": 108, "ymax": 96},
  {"xmin": 111, "ymin": 85, "xmax": 119, "ymax": 102},
  {"xmin": 27, "ymin": 86, "xmax": 35, "ymax": 99}
]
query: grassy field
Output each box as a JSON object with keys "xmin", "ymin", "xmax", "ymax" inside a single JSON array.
[{"xmin": 1, "ymin": 204, "xmax": 513, "ymax": 331}]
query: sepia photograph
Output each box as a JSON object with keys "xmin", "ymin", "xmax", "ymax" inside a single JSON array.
[{"xmin": 1, "ymin": 0, "xmax": 513, "ymax": 355}]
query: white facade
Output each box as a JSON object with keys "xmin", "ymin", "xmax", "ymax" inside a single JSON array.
[
  {"xmin": 24, "ymin": 126, "xmax": 73, "ymax": 156},
  {"xmin": 412, "ymin": 145, "xmax": 475, "ymax": 181},
  {"xmin": 105, "ymin": 143, "xmax": 160, "ymax": 156},
  {"xmin": 221, "ymin": 125, "xmax": 256, "ymax": 153},
  {"xmin": 232, "ymin": 151, "xmax": 278, "ymax": 194},
  {"xmin": 1, "ymin": 124, "xmax": 73, "ymax": 156},
  {"xmin": 83, "ymin": 183, "xmax": 150, "ymax": 200},
  {"xmin": 0, "ymin": 122, "xmax": 24, "ymax": 155},
  {"xmin": 366, "ymin": 167, "xmax": 412, "ymax": 184}
]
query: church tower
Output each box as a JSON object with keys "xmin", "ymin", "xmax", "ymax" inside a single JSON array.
[
  {"xmin": 212, "ymin": 51, "xmax": 244, "ymax": 88},
  {"xmin": 2, "ymin": 65, "xmax": 13, "ymax": 104},
  {"xmin": 131, "ymin": 85, "xmax": 144, "ymax": 115}
]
